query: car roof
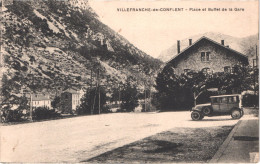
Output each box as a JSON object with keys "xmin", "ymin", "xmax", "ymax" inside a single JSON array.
[{"xmin": 210, "ymin": 94, "xmax": 241, "ymax": 98}]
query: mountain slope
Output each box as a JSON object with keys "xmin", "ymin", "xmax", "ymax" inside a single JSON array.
[
  {"xmin": 158, "ymin": 32, "xmax": 258, "ymax": 65},
  {"xmin": 1, "ymin": 0, "xmax": 162, "ymax": 97}
]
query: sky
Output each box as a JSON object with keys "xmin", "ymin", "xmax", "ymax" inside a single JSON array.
[{"xmin": 89, "ymin": 0, "xmax": 258, "ymax": 58}]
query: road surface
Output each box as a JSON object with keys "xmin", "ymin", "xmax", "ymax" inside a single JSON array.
[{"xmin": 1, "ymin": 111, "xmax": 240, "ymax": 162}]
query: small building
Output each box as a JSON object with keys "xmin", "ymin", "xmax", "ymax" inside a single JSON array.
[
  {"xmin": 167, "ymin": 36, "xmax": 249, "ymax": 75},
  {"xmin": 1, "ymin": 93, "xmax": 51, "ymax": 110},
  {"xmin": 60, "ymin": 88, "xmax": 85, "ymax": 113},
  {"xmin": 26, "ymin": 94, "xmax": 51, "ymax": 109}
]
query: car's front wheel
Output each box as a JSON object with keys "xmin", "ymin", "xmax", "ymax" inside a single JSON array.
[
  {"xmin": 231, "ymin": 109, "xmax": 242, "ymax": 119},
  {"xmin": 191, "ymin": 111, "xmax": 203, "ymax": 121}
]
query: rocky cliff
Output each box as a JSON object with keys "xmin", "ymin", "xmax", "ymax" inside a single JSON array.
[{"xmin": 1, "ymin": 0, "xmax": 162, "ymax": 97}]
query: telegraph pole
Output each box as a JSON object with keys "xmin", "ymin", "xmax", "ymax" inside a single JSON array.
[
  {"xmin": 29, "ymin": 92, "xmax": 32, "ymax": 121},
  {"xmin": 28, "ymin": 66, "xmax": 33, "ymax": 121},
  {"xmin": 253, "ymin": 45, "xmax": 258, "ymax": 95},
  {"xmin": 92, "ymin": 67, "xmax": 100, "ymax": 114},
  {"xmin": 256, "ymin": 45, "xmax": 258, "ymax": 67},
  {"xmin": 144, "ymin": 85, "xmax": 146, "ymax": 112},
  {"xmin": 149, "ymin": 81, "xmax": 152, "ymax": 111},
  {"xmin": 98, "ymin": 68, "xmax": 100, "ymax": 114},
  {"xmin": 90, "ymin": 69, "xmax": 93, "ymax": 114},
  {"xmin": 90, "ymin": 69, "xmax": 93, "ymax": 89},
  {"xmin": 118, "ymin": 84, "xmax": 121, "ymax": 109}
]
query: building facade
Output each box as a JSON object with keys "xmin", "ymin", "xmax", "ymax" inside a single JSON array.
[
  {"xmin": 167, "ymin": 37, "xmax": 249, "ymax": 75},
  {"xmin": 27, "ymin": 94, "xmax": 51, "ymax": 109},
  {"xmin": 60, "ymin": 88, "xmax": 84, "ymax": 113}
]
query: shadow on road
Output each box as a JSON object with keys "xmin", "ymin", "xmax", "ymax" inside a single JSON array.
[{"xmin": 188, "ymin": 118, "xmax": 234, "ymax": 122}]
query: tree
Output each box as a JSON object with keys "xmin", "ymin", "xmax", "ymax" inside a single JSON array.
[
  {"xmin": 120, "ymin": 81, "xmax": 139, "ymax": 112},
  {"xmin": 154, "ymin": 64, "xmax": 182, "ymax": 110},
  {"xmin": 51, "ymin": 96, "xmax": 61, "ymax": 109},
  {"xmin": 76, "ymin": 87, "xmax": 107, "ymax": 115},
  {"xmin": 154, "ymin": 64, "xmax": 256, "ymax": 110},
  {"xmin": 111, "ymin": 87, "xmax": 120, "ymax": 103}
]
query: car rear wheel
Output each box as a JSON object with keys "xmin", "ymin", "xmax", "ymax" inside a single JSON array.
[
  {"xmin": 202, "ymin": 107, "xmax": 212, "ymax": 116},
  {"xmin": 231, "ymin": 109, "xmax": 242, "ymax": 119},
  {"xmin": 241, "ymin": 110, "xmax": 244, "ymax": 117},
  {"xmin": 191, "ymin": 111, "xmax": 203, "ymax": 121}
]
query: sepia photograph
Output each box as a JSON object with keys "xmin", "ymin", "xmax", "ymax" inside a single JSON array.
[{"xmin": 0, "ymin": 0, "xmax": 259, "ymax": 163}]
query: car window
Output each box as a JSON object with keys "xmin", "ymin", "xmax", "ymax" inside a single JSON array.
[
  {"xmin": 212, "ymin": 98, "xmax": 218, "ymax": 103},
  {"xmin": 212, "ymin": 98, "xmax": 220, "ymax": 103},
  {"xmin": 231, "ymin": 96, "xmax": 238, "ymax": 103},
  {"xmin": 212, "ymin": 96, "xmax": 239, "ymax": 104},
  {"xmin": 228, "ymin": 97, "xmax": 233, "ymax": 103},
  {"xmin": 221, "ymin": 97, "xmax": 228, "ymax": 103},
  {"xmin": 232, "ymin": 97, "xmax": 236, "ymax": 102}
]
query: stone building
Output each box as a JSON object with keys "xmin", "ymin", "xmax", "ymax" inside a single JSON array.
[
  {"xmin": 167, "ymin": 36, "xmax": 249, "ymax": 75},
  {"xmin": 60, "ymin": 88, "xmax": 84, "ymax": 113}
]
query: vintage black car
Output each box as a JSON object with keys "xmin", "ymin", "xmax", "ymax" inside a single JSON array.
[{"xmin": 191, "ymin": 94, "xmax": 244, "ymax": 121}]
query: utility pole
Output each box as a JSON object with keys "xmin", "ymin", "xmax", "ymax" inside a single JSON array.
[
  {"xmin": 256, "ymin": 45, "xmax": 258, "ymax": 68},
  {"xmin": 28, "ymin": 65, "xmax": 33, "ymax": 121},
  {"xmin": 118, "ymin": 84, "xmax": 121, "ymax": 109},
  {"xmin": 90, "ymin": 69, "xmax": 93, "ymax": 89},
  {"xmin": 253, "ymin": 45, "xmax": 258, "ymax": 96},
  {"xmin": 92, "ymin": 67, "xmax": 100, "ymax": 114},
  {"xmin": 149, "ymin": 81, "xmax": 152, "ymax": 111},
  {"xmin": 98, "ymin": 68, "xmax": 100, "ymax": 114},
  {"xmin": 90, "ymin": 69, "xmax": 93, "ymax": 114},
  {"xmin": 29, "ymin": 92, "xmax": 32, "ymax": 121},
  {"xmin": 142, "ymin": 71, "xmax": 147, "ymax": 112},
  {"xmin": 144, "ymin": 85, "xmax": 146, "ymax": 112}
]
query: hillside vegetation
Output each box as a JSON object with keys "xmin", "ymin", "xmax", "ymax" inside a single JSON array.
[{"xmin": 1, "ymin": 0, "xmax": 162, "ymax": 97}]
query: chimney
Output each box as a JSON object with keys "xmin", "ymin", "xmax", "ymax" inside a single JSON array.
[
  {"xmin": 177, "ymin": 40, "xmax": 180, "ymax": 53},
  {"xmin": 221, "ymin": 40, "xmax": 224, "ymax": 45},
  {"xmin": 189, "ymin": 39, "xmax": 192, "ymax": 46}
]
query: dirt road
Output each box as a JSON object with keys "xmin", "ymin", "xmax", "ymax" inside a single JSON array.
[{"xmin": 1, "ymin": 111, "xmax": 240, "ymax": 162}]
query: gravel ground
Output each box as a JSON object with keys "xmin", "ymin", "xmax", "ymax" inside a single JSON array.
[
  {"xmin": 1, "ymin": 111, "xmax": 240, "ymax": 162},
  {"xmin": 243, "ymin": 107, "xmax": 259, "ymax": 117},
  {"xmin": 87, "ymin": 126, "xmax": 233, "ymax": 163}
]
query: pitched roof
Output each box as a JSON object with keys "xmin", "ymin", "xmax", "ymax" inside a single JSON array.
[
  {"xmin": 63, "ymin": 85, "xmax": 88, "ymax": 94},
  {"xmin": 1, "ymin": 93, "xmax": 50, "ymax": 105},
  {"xmin": 24, "ymin": 93, "xmax": 50, "ymax": 101},
  {"xmin": 63, "ymin": 88, "xmax": 81, "ymax": 94},
  {"xmin": 167, "ymin": 36, "xmax": 248, "ymax": 64},
  {"xmin": 31, "ymin": 94, "xmax": 50, "ymax": 101}
]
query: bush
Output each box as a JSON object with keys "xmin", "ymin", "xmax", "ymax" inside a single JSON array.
[
  {"xmin": 12, "ymin": 61, "xmax": 21, "ymax": 70},
  {"xmin": 102, "ymin": 105, "xmax": 112, "ymax": 113},
  {"xmin": 1, "ymin": 109, "xmax": 23, "ymax": 122},
  {"xmin": 51, "ymin": 96, "xmax": 61, "ymax": 109},
  {"xmin": 21, "ymin": 66, "xmax": 28, "ymax": 72},
  {"xmin": 242, "ymin": 94, "xmax": 259, "ymax": 107},
  {"xmin": 141, "ymin": 102, "xmax": 157, "ymax": 112},
  {"xmin": 33, "ymin": 106, "xmax": 61, "ymax": 120}
]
